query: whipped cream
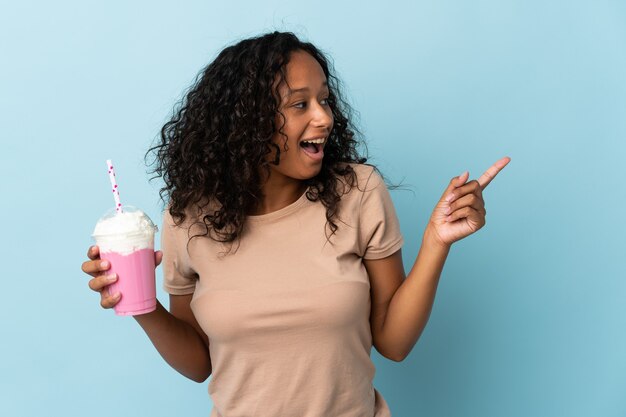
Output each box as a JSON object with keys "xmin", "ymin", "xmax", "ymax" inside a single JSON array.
[{"xmin": 92, "ymin": 207, "xmax": 158, "ymax": 255}]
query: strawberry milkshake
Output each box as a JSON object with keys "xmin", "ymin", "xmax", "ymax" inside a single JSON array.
[{"xmin": 92, "ymin": 206, "xmax": 158, "ymax": 316}]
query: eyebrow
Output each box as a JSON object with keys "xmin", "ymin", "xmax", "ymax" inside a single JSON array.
[{"xmin": 285, "ymin": 81, "xmax": 329, "ymax": 96}]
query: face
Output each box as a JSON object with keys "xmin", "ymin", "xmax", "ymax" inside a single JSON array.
[{"xmin": 265, "ymin": 50, "xmax": 334, "ymax": 183}]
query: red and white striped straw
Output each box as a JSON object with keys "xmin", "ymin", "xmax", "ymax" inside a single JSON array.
[{"xmin": 106, "ymin": 159, "xmax": 123, "ymax": 213}]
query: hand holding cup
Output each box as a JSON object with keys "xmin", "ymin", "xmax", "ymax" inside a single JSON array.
[{"xmin": 86, "ymin": 161, "xmax": 161, "ymax": 315}]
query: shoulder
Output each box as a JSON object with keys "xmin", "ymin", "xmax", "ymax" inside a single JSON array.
[
  {"xmin": 335, "ymin": 162, "xmax": 377, "ymax": 186},
  {"xmin": 162, "ymin": 198, "xmax": 221, "ymax": 242},
  {"xmin": 330, "ymin": 162, "xmax": 387, "ymax": 218},
  {"xmin": 335, "ymin": 162, "xmax": 384, "ymax": 197}
]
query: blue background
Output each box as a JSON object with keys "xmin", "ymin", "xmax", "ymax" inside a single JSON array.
[{"xmin": 1, "ymin": 1, "xmax": 624, "ymax": 416}]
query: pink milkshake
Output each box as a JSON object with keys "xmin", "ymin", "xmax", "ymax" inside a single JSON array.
[{"xmin": 92, "ymin": 206, "xmax": 158, "ymax": 316}]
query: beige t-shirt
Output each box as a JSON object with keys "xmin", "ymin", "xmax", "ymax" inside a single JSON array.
[{"xmin": 161, "ymin": 163, "xmax": 404, "ymax": 417}]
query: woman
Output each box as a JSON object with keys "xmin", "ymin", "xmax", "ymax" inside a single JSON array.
[{"xmin": 81, "ymin": 31, "xmax": 509, "ymax": 416}]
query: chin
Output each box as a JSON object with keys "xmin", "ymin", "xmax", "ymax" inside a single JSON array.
[{"xmin": 303, "ymin": 163, "xmax": 324, "ymax": 177}]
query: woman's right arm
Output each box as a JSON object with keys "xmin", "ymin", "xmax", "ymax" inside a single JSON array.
[{"xmin": 81, "ymin": 245, "xmax": 212, "ymax": 383}]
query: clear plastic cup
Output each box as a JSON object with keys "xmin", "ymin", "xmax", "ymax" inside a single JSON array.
[{"xmin": 92, "ymin": 206, "xmax": 158, "ymax": 316}]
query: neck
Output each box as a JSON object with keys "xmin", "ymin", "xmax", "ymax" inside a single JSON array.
[{"xmin": 249, "ymin": 174, "xmax": 308, "ymax": 216}]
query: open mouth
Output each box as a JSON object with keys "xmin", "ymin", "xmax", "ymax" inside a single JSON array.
[{"xmin": 299, "ymin": 141, "xmax": 323, "ymax": 154}]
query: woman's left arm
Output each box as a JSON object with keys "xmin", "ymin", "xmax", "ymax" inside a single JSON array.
[{"xmin": 365, "ymin": 157, "xmax": 510, "ymax": 361}]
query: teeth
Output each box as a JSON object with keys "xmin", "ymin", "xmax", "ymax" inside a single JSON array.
[{"xmin": 302, "ymin": 138, "xmax": 325, "ymax": 144}]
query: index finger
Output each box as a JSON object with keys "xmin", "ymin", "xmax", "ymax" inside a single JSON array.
[
  {"xmin": 81, "ymin": 258, "xmax": 109, "ymax": 275},
  {"xmin": 477, "ymin": 156, "xmax": 511, "ymax": 189}
]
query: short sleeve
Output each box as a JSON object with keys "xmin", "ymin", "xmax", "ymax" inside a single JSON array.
[
  {"xmin": 161, "ymin": 209, "xmax": 198, "ymax": 295},
  {"xmin": 358, "ymin": 167, "xmax": 404, "ymax": 260}
]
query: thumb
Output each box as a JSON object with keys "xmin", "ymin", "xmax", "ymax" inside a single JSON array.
[
  {"xmin": 455, "ymin": 170, "xmax": 469, "ymax": 186},
  {"xmin": 441, "ymin": 171, "xmax": 469, "ymax": 201},
  {"xmin": 155, "ymin": 250, "xmax": 163, "ymax": 267}
]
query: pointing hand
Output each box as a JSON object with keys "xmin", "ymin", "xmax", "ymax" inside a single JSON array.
[{"xmin": 426, "ymin": 156, "xmax": 511, "ymax": 247}]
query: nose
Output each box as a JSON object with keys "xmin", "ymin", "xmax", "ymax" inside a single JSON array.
[{"xmin": 311, "ymin": 101, "xmax": 333, "ymax": 131}]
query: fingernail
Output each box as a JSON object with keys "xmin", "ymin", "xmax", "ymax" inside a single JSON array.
[
  {"xmin": 446, "ymin": 193, "xmax": 454, "ymax": 202},
  {"xmin": 459, "ymin": 171, "xmax": 467, "ymax": 179},
  {"xmin": 101, "ymin": 261, "xmax": 109, "ymax": 268},
  {"xmin": 107, "ymin": 274, "xmax": 117, "ymax": 281}
]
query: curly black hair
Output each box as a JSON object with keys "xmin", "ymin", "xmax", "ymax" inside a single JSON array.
[{"xmin": 146, "ymin": 31, "xmax": 376, "ymax": 254}]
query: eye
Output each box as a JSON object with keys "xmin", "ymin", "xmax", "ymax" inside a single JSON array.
[{"xmin": 293, "ymin": 98, "xmax": 330, "ymax": 109}]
